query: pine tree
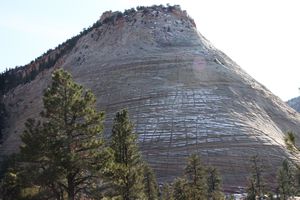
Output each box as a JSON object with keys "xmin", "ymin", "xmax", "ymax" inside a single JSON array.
[
  {"xmin": 18, "ymin": 69, "xmax": 110, "ymax": 200},
  {"xmin": 247, "ymin": 155, "xmax": 265, "ymax": 200},
  {"xmin": 185, "ymin": 154, "xmax": 208, "ymax": 199},
  {"xmin": 173, "ymin": 178, "xmax": 189, "ymax": 200},
  {"xmin": 143, "ymin": 164, "xmax": 159, "ymax": 200},
  {"xmin": 283, "ymin": 131, "xmax": 300, "ymax": 195},
  {"xmin": 0, "ymin": 154, "xmax": 38, "ymax": 200},
  {"xmin": 161, "ymin": 183, "xmax": 174, "ymax": 200},
  {"xmin": 277, "ymin": 159, "xmax": 295, "ymax": 200},
  {"xmin": 0, "ymin": 170, "xmax": 21, "ymax": 200},
  {"xmin": 284, "ymin": 131, "xmax": 298, "ymax": 151},
  {"xmin": 246, "ymin": 178, "xmax": 256, "ymax": 200},
  {"xmin": 109, "ymin": 109, "xmax": 145, "ymax": 200},
  {"xmin": 206, "ymin": 166, "xmax": 224, "ymax": 200}
]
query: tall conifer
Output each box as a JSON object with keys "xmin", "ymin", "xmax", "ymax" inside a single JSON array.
[
  {"xmin": 185, "ymin": 154, "xmax": 208, "ymax": 199},
  {"xmin": 19, "ymin": 69, "xmax": 110, "ymax": 200},
  {"xmin": 109, "ymin": 109, "xmax": 145, "ymax": 200},
  {"xmin": 143, "ymin": 164, "xmax": 159, "ymax": 200},
  {"xmin": 206, "ymin": 166, "xmax": 224, "ymax": 200}
]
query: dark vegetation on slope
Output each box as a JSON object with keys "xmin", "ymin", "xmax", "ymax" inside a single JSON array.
[
  {"xmin": 0, "ymin": 26, "xmax": 89, "ymax": 95},
  {"xmin": 0, "ymin": 4, "xmax": 186, "ymax": 96},
  {"xmin": 0, "ymin": 101, "xmax": 7, "ymax": 143}
]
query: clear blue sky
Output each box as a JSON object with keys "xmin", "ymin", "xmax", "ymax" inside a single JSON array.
[{"xmin": 1, "ymin": 0, "xmax": 300, "ymax": 101}]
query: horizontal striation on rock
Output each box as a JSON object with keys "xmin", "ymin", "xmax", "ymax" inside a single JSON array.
[
  {"xmin": 2, "ymin": 5, "xmax": 300, "ymax": 192},
  {"xmin": 63, "ymin": 54, "xmax": 297, "ymax": 190}
]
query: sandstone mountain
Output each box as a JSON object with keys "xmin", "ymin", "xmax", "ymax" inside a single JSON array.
[
  {"xmin": 1, "ymin": 5, "xmax": 300, "ymax": 192},
  {"xmin": 287, "ymin": 96, "xmax": 300, "ymax": 112}
]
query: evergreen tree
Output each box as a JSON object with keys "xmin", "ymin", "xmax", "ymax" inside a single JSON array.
[
  {"xmin": 173, "ymin": 178, "xmax": 189, "ymax": 200},
  {"xmin": 246, "ymin": 178, "xmax": 256, "ymax": 200},
  {"xmin": 18, "ymin": 69, "xmax": 110, "ymax": 200},
  {"xmin": 0, "ymin": 154, "xmax": 37, "ymax": 200},
  {"xmin": 143, "ymin": 164, "xmax": 159, "ymax": 200},
  {"xmin": 161, "ymin": 183, "xmax": 174, "ymax": 200},
  {"xmin": 247, "ymin": 155, "xmax": 265, "ymax": 200},
  {"xmin": 185, "ymin": 154, "xmax": 208, "ymax": 199},
  {"xmin": 284, "ymin": 131, "xmax": 298, "ymax": 151},
  {"xmin": 0, "ymin": 170, "xmax": 21, "ymax": 200},
  {"xmin": 251, "ymin": 155, "xmax": 264, "ymax": 199},
  {"xmin": 206, "ymin": 166, "xmax": 224, "ymax": 200},
  {"xmin": 109, "ymin": 109, "xmax": 145, "ymax": 200},
  {"xmin": 294, "ymin": 166, "xmax": 300, "ymax": 194},
  {"xmin": 277, "ymin": 159, "xmax": 295, "ymax": 200},
  {"xmin": 284, "ymin": 131, "xmax": 300, "ymax": 195}
]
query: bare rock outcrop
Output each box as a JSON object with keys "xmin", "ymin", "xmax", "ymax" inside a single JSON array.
[{"xmin": 287, "ymin": 96, "xmax": 300, "ymax": 112}]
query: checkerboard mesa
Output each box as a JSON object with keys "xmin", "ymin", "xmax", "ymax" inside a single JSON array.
[{"xmin": 1, "ymin": 4, "xmax": 300, "ymax": 192}]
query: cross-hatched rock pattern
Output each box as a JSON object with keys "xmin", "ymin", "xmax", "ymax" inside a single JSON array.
[{"xmin": 1, "ymin": 5, "xmax": 300, "ymax": 192}]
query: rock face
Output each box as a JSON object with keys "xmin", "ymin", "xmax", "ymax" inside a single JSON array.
[
  {"xmin": 1, "ymin": 5, "xmax": 300, "ymax": 192},
  {"xmin": 287, "ymin": 96, "xmax": 300, "ymax": 112}
]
